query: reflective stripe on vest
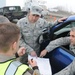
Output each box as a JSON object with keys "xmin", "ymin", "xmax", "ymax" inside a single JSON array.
[{"xmin": 0, "ymin": 60, "xmax": 29, "ymax": 75}]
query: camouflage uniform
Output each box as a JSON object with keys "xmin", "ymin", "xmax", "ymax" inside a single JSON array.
[
  {"xmin": 17, "ymin": 16, "xmax": 56, "ymax": 56},
  {"xmin": 45, "ymin": 37, "xmax": 75, "ymax": 54}
]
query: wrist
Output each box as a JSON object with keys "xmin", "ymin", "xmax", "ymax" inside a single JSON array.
[
  {"xmin": 15, "ymin": 52, "xmax": 19, "ymax": 58},
  {"xmin": 32, "ymin": 66, "xmax": 38, "ymax": 70}
]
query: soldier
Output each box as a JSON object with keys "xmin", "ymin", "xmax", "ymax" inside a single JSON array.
[
  {"xmin": 0, "ymin": 15, "xmax": 26, "ymax": 58},
  {"xmin": 40, "ymin": 27, "xmax": 75, "ymax": 75},
  {"xmin": 17, "ymin": 5, "xmax": 66, "ymax": 63},
  {"xmin": 40, "ymin": 27, "xmax": 75, "ymax": 57}
]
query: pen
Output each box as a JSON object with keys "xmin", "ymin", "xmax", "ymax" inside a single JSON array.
[{"xmin": 31, "ymin": 58, "xmax": 33, "ymax": 63}]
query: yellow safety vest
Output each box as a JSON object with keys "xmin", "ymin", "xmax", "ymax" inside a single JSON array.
[{"xmin": 0, "ymin": 59, "xmax": 29, "ymax": 75}]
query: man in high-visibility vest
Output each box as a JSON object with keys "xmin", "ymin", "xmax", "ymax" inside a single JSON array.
[
  {"xmin": 0, "ymin": 15, "xmax": 25, "ymax": 58},
  {"xmin": 0, "ymin": 23, "xmax": 40, "ymax": 75}
]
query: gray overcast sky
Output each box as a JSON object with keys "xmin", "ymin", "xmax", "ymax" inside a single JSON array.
[
  {"xmin": 6, "ymin": 0, "xmax": 75, "ymax": 12},
  {"xmin": 45, "ymin": 0, "xmax": 75, "ymax": 12}
]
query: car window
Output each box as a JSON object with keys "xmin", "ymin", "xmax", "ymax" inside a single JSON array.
[
  {"xmin": 3, "ymin": 8, "xmax": 9, "ymax": 13},
  {"xmin": 70, "ymin": 22, "xmax": 75, "ymax": 27},
  {"xmin": 0, "ymin": 8, "xmax": 3, "ymax": 12},
  {"xmin": 62, "ymin": 22, "xmax": 75, "ymax": 28},
  {"xmin": 3, "ymin": 6, "xmax": 21, "ymax": 13},
  {"xmin": 54, "ymin": 22, "xmax": 75, "ymax": 35}
]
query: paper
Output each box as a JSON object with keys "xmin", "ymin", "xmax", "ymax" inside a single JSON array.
[{"xmin": 28, "ymin": 55, "xmax": 52, "ymax": 75}]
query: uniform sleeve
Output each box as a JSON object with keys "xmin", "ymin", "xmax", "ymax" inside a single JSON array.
[
  {"xmin": 53, "ymin": 58, "xmax": 75, "ymax": 75},
  {"xmin": 17, "ymin": 20, "xmax": 34, "ymax": 54},
  {"xmin": 45, "ymin": 37, "xmax": 70, "ymax": 52},
  {"xmin": 49, "ymin": 20, "xmax": 58, "ymax": 28},
  {"xmin": 38, "ymin": 18, "xmax": 59, "ymax": 35},
  {"xmin": 20, "ymin": 31, "xmax": 34, "ymax": 53},
  {"xmin": 70, "ymin": 58, "xmax": 75, "ymax": 75},
  {"xmin": 32, "ymin": 69, "xmax": 40, "ymax": 75}
]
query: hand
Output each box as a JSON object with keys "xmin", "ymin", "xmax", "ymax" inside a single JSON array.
[
  {"xmin": 30, "ymin": 51, "xmax": 37, "ymax": 57},
  {"xmin": 28, "ymin": 59, "xmax": 37, "ymax": 67},
  {"xmin": 40, "ymin": 49, "xmax": 48, "ymax": 57},
  {"xmin": 58, "ymin": 17, "xmax": 67, "ymax": 23},
  {"xmin": 17, "ymin": 47, "xmax": 26, "ymax": 57}
]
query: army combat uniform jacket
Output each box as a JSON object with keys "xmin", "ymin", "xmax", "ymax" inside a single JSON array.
[
  {"xmin": 17, "ymin": 16, "xmax": 57, "ymax": 56},
  {"xmin": 45, "ymin": 37, "xmax": 75, "ymax": 54}
]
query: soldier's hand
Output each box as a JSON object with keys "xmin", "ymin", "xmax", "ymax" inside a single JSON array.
[
  {"xmin": 17, "ymin": 47, "xmax": 26, "ymax": 57},
  {"xmin": 40, "ymin": 49, "xmax": 48, "ymax": 57},
  {"xmin": 30, "ymin": 51, "xmax": 37, "ymax": 57},
  {"xmin": 58, "ymin": 17, "xmax": 67, "ymax": 23},
  {"xmin": 28, "ymin": 59, "xmax": 37, "ymax": 67}
]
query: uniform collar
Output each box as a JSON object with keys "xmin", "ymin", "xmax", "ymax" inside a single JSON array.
[
  {"xmin": 0, "ymin": 54, "xmax": 15, "ymax": 62},
  {"xmin": 70, "ymin": 44, "xmax": 75, "ymax": 49}
]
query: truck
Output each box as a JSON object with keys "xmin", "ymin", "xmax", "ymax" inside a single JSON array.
[{"xmin": 0, "ymin": 6, "xmax": 27, "ymax": 21}]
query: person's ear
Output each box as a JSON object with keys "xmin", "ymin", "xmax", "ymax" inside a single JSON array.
[{"xmin": 12, "ymin": 42, "xmax": 17, "ymax": 50}]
